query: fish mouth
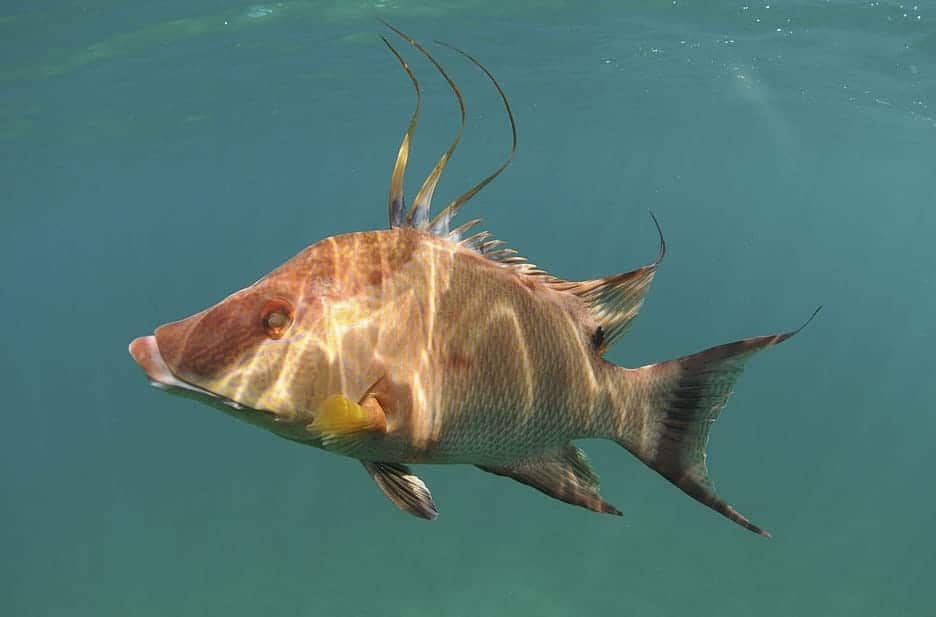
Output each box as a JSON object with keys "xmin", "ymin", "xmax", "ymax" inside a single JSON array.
[{"xmin": 128, "ymin": 335, "xmax": 245, "ymax": 410}]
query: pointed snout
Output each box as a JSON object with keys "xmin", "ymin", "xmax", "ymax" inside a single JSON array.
[
  {"xmin": 128, "ymin": 310, "xmax": 203, "ymax": 387},
  {"xmin": 129, "ymin": 290, "xmax": 265, "ymax": 391},
  {"xmin": 128, "ymin": 335, "xmax": 175, "ymax": 384}
]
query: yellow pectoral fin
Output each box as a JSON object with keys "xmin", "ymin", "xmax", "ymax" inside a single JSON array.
[{"xmin": 308, "ymin": 394, "xmax": 387, "ymax": 452}]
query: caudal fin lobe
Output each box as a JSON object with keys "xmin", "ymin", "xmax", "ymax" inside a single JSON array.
[{"xmin": 614, "ymin": 308, "xmax": 820, "ymax": 537}]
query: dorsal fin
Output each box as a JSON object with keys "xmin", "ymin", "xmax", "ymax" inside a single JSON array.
[
  {"xmin": 456, "ymin": 213, "xmax": 664, "ymax": 353},
  {"xmin": 549, "ymin": 213, "xmax": 666, "ymax": 354},
  {"xmin": 382, "ymin": 21, "xmax": 466, "ymax": 230},
  {"xmin": 459, "ymin": 231, "xmax": 552, "ymax": 277},
  {"xmin": 378, "ymin": 22, "xmax": 660, "ymax": 347},
  {"xmin": 381, "ymin": 34, "xmax": 421, "ymax": 229},
  {"xmin": 379, "ymin": 22, "xmax": 516, "ymax": 237},
  {"xmin": 428, "ymin": 42, "xmax": 518, "ymax": 237}
]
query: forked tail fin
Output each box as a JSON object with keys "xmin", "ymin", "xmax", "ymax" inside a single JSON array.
[{"xmin": 612, "ymin": 308, "xmax": 820, "ymax": 537}]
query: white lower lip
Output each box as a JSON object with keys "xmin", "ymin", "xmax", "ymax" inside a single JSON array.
[{"xmin": 128, "ymin": 335, "xmax": 244, "ymax": 409}]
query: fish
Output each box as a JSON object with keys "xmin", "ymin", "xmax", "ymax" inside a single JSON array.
[{"xmin": 128, "ymin": 22, "xmax": 818, "ymax": 537}]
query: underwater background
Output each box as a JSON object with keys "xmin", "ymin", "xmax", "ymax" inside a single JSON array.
[{"xmin": 2, "ymin": 1, "xmax": 934, "ymax": 615}]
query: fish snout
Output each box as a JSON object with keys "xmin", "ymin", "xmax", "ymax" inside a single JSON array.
[
  {"xmin": 129, "ymin": 306, "xmax": 203, "ymax": 387},
  {"xmin": 128, "ymin": 335, "xmax": 176, "ymax": 385},
  {"xmin": 129, "ymin": 332, "xmax": 233, "ymax": 403}
]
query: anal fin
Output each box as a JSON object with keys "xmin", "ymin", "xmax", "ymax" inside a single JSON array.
[
  {"xmin": 362, "ymin": 461, "xmax": 438, "ymax": 520},
  {"xmin": 478, "ymin": 444, "xmax": 621, "ymax": 515}
]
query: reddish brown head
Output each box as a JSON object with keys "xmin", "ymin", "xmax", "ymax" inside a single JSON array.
[
  {"xmin": 128, "ymin": 241, "xmax": 335, "ymax": 420},
  {"xmin": 128, "ymin": 229, "xmax": 423, "ymax": 425},
  {"xmin": 162, "ymin": 291, "xmax": 297, "ymax": 379}
]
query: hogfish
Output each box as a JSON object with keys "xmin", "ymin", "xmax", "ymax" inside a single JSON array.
[{"xmin": 129, "ymin": 23, "xmax": 817, "ymax": 536}]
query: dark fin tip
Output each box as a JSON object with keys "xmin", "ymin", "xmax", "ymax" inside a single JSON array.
[
  {"xmin": 647, "ymin": 209, "xmax": 666, "ymax": 267},
  {"xmin": 729, "ymin": 505, "xmax": 772, "ymax": 538},
  {"xmin": 775, "ymin": 305, "xmax": 822, "ymax": 345},
  {"xmin": 795, "ymin": 305, "xmax": 822, "ymax": 335},
  {"xmin": 747, "ymin": 522, "xmax": 772, "ymax": 538}
]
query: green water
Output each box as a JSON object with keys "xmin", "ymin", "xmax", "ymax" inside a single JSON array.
[{"xmin": 3, "ymin": 1, "xmax": 934, "ymax": 615}]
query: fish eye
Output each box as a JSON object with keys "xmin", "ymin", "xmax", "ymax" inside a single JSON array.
[{"xmin": 261, "ymin": 298, "xmax": 294, "ymax": 339}]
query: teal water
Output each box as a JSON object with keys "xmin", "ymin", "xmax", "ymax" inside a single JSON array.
[{"xmin": 3, "ymin": 1, "xmax": 934, "ymax": 615}]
